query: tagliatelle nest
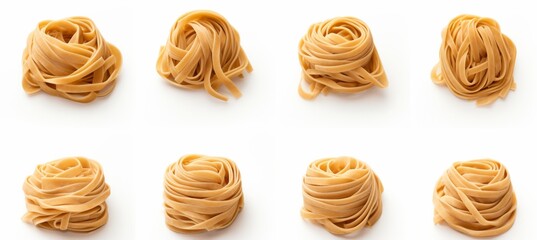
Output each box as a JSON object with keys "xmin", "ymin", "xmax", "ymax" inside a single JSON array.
[
  {"xmin": 431, "ymin": 15, "xmax": 516, "ymax": 106},
  {"xmin": 433, "ymin": 159, "xmax": 517, "ymax": 237},
  {"xmin": 301, "ymin": 156, "xmax": 383, "ymax": 235},
  {"xmin": 157, "ymin": 10, "xmax": 253, "ymax": 101},
  {"xmin": 22, "ymin": 157, "xmax": 111, "ymax": 232},
  {"xmin": 164, "ymin": 154, "xmax": 244, "ymax": 233},
  {"xmin": 298, "ymin": 17, "xmax": 388, "ymax": 100},
  {"xmin": 22, "ymin": 16, "xmax": 122, "ymax": 103}
]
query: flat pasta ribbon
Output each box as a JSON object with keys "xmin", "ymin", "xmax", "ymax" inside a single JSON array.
[
  {"xmin": 301, "ymin": 156, "xmax": 383, "ymax": 235},
  {"xmin": 433, "ymin": 159, "xmax": 517, "ymax": 237},
  {"xmin": 22, "ymin": 157, "xmax": 111, "ymax": 232},
  {"xmin": 164, "ymin": 154, "xmax": 244, "ymax": 233},
  {"xmin": 22, "ymin": 16, "xmax": 122, "ymax": 103},
  {"xmin": 431, "ymin": 15, "xmax": 516, "ymax": 106},
  {"xmin": 156, "ymin": 10, "xmax": 253, "ymax": 101},
  {"xmin": 298, "ymin": 17, "xmax": 388, "ymax": 100}
]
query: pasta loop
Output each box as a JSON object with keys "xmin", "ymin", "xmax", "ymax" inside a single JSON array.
[
  {"xmin": 301, "ymin": 157, "xmax": 383, "ymax": 235},
  {"xmin": 22, "ymin": 157, "xmax": 111, "ymax": 232},
  {"xmin": 433, "ymin": 159, "xmax": 517, "ymax": 237},
  {"xmin": 298, "ymin": 17, "xmax": 388, "ymax": 100},
  {"xmin": 164, "ymin": 154, "xmax": 244, "ymax": 233},
  {"xmin": 22, "ymin": 17, "xmax": 122, "ymax": 103},
  {"xmin": 431, "ymin": 15, "xmax": 516, "ymax": 105},
  {"xmin": 157, "ymin": 10, "xmax": 253, "ymax": 101}
]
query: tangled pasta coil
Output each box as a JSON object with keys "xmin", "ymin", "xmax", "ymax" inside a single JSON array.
[
  {"xmin": 164, "ymin": 154, "xmax": 244, "ymax": 233},
  {"xmin": 431, "ymin": 15, "xmax": 516, "ymax": 106},
  {"xmin": 156, "ymin": 10, "xmax": 253, "ymax": 101},
  {"xmin": 22, "ymin": 17, "xmax": 122, "ymax": 103},
  {"xmin": 298, "ymin": 17, "xmax": 388, "ymax": 100},
  {"xmin": 22, "ymin": 157, "xmax": 111, "ymax": 232},
  {"xmin": 301, "ymin": 156, "xmax": 383, "ymax": 235},
  {"xmin": 433, "ymin": 159, "xmax": 517, "ymax": 237}
]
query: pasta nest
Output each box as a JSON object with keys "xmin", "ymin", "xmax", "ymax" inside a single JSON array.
[
  {"xmin": 157, "ymin": 10, "xmax": 253, "ymax": 101},
  {"xmin": 298, "ymin": 17, "xmax": 388, "ymax": 99},
  {"xmin": 164, "ymin": 154, "xmax": 244, "ymax": 233},
  {"xmin": 22, "ymin": 157, "xmax": 111, "ymax": 232},
  {"xmin": 431, "ymin": 15, "xmax": 516, "ymax": 105},
  {"xmin": 22, "ymin": 17, "xmax": 122, "ymax": 103},
  {"xmin": 433, "ymin": 159, "xmax": 517, "ymax": 237},
  {"xmin": 301, "ymin": 156, "xmax": 383, "ymax": 235}
]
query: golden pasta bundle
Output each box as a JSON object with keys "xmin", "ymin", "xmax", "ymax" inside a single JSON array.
[
  {"xmin": 22, "ymin": 17, "xmax": 122, "ymax": 103},
  {"xmin": 156, "ymin": 10, "xmax": 253, "ymax": 101},
  {"xmin": 22, "ymin": 157, "xmax": 111, "ymax": 232},
  {"xmin": 301, "ymin": 156, "xmax": 383, "ymax": 235},
  {"xmin": 164, "ymin": 154, "xmax": 244, "ymax": 233},
  {"xmin": 431, "ymin": 15, "xmax": 516, "ymax": 105},
  {"xmin": 433, "ymin": 159, "xmax": 517, "ymax": 237},
  {"xmin": 298, "ymin": 17, "xmax": 388, "ymax": 100}
]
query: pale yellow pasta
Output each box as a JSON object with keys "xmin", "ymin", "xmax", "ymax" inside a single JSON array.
[
  {"xmin": 164, "ymin": 154, "xmax": 244, "ymax": 233},
  {"xmin": 433, "ymin": 159, "xmax": 517, "ymax": 237},
  {"xmin": 298, "ymin": 17, "xmax": 388, "ymax": 100},
  {"xmin": 22, "ymin": 17, "xmax": 122, "ymax": 103},
  {"xmin": 22, "ymin": 157, "xmax": 111, "ymax": 232},
  {"xmin": 157, "ymin": 10, "xmax": 253, "ymax": 101},
  {"xmin": 301, "ymin": 156, "xmax": 383, "ymax": 235},
  {"xmin": 431, "ymin": 15, "xmax": 516, "ymax": 105}
]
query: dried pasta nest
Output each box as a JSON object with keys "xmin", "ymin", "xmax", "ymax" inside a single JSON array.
[
  {"xmin": 433, "ymin": 159, "xmax": 517, "ymax": 237},
  {"xmin": 157, "ymin": 10, "xmax": 253, "ymax": 101},
  {"xmin": 298, "ymin": 17, "xmax": 388, "ymax": 99},
  {"xmin": 301, "ymin": 156, "xmax": 383, "ymax": 235},
  {"xmin": 431, "ymin": 15, "xmax": 516, "ymax": 105},
  {"xmin": 164, "ymin": 154, "xmax": 244, "ymax": 233},
  {"xmin": 22, "ymin": 157, "xmax": 111, "ymax": 232},
  {"xmin": 22, "ymin": 16, "xmax": 122, "ymax": 103}
]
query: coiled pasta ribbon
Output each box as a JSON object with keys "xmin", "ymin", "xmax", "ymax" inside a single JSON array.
[
  {"xmin": 164, "ymin": 154, "xmax": 244, "ymax": 233},
  {"xmin": 433, "ymin": 159, "xmax": 517, "ymax": 237},
  {"xmin": 301, "ymin": 156, "xmax": 383, "ymax": 235},
  {"xmin": 431, "ymin": 15, "xmax": 516, "ymax": 105},
  {"xmin": 157, "ymin": 10, "xmax": 253, "ymax": 101},
  {"xmin": 22, "ymin": 17, "xmax": 122, "ymax": 103},
  {"xmin": 298, "ymin": 17, "xmax": 388, "ymax": 100},
  {"xmin": 22, "ymin": 157, "xmax": 111, "ymax": 232}
]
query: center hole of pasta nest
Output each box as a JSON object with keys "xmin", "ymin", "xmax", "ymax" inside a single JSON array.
[
  {"xmin": 328, "ymin": 160, "xmax": 352, "ymax": 174},
  {"xmin": 332, "ymin": 25, "xmax": 361, "ymax": 40},
  {"xmin": 46, "ymin": 23, "xmax": 88, "ymax": 44}
]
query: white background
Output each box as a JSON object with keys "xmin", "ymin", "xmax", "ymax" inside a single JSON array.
[{"xmin": 0, "ymin": 0, "xmax": 536, "ymax": 239}]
